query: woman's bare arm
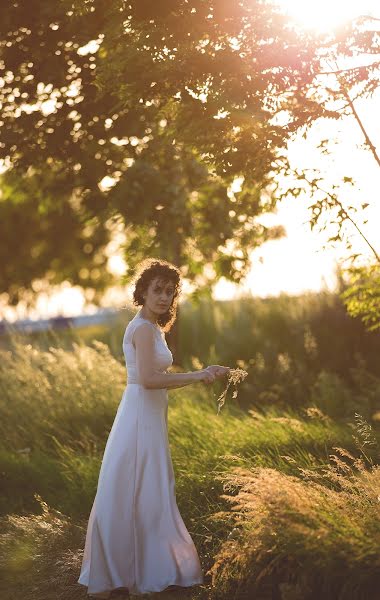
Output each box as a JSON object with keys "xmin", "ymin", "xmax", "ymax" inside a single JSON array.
[
  {"xmin": 164, "ymin": 377, "xmax": 194, "ymax": 390},
  {"xmin": 160, "ymin": 368, "xmax": 194, "ymax": 390},
  {"xmin": 133, "ymin": 323, "xmax": 203, "ymax": 389}
]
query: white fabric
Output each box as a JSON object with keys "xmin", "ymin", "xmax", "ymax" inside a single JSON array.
[{"xmin": 78, "ymin": 314, "xmax": 204, "ymax": 597}]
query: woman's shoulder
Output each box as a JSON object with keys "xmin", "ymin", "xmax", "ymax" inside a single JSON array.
[{"xmin": 125, "ymin": 316, "xmax": 160, "ymax": 337}]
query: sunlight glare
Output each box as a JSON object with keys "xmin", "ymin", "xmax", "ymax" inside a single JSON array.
[
  {"xmin": 275, "ymin": 0, "xmax": 379, "ymax": 32},
  {"xmin": 108, "ymin": 255, "xmax": 127, "ymax": 276}
]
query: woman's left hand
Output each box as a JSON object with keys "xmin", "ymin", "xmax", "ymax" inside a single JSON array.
[{"xmin": 206, "ymin": 365, "xmax": 230, "ymax": 379}]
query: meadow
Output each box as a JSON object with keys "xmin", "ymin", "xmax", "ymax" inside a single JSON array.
[{"xmin": 1, "ymin": 292, "xmax": 380, "ymax": 600}]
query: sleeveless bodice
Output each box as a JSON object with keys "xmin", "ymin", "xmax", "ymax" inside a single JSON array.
[{"xmin": 123, "ymin": 315, "xmax": 173, "ymax": 384}]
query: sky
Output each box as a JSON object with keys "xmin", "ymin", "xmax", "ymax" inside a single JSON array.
[
  {"xmin": 214, "ymin": 91, "xmax": 380, "ymax": 300},
  {"xmin": 213, "ymin": 0, "xmax": 380, "ymax": 300},
  {"xmin": 275, "ymin": 0, "xmax": 380, "ymax": 32},
  {"xmin": 1, "ymin": 0, "xmax": 380, "ymax": 319}
]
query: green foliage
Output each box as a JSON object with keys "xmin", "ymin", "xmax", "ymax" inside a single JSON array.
[
  {"xmin": 1, "ymin": 1, "xmax": 378, "ymax": 310},
  {"xmin": 310, "ymin": 370, "xmax": 357, "ymax": 419},
  {"xmin": 174, "ymin": 293, "xmax": 380, "ymax": 418},
  {"xmin": 339, "ymin": 263, "xmax": 380, "ymax": 332},
  {"xmin": 0, "ymin": 169, "xmax": 113, "ymax": 304},
  {"xmin": 0, "ymin": 0, "xmax": 324, "ymax": 300}
]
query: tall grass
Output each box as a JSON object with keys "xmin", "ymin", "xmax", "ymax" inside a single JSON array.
[
  {"xmin": 0, "ymin": 496, "xmax": 85, "ymax": 600},
  {"xmin": 208, "ymin": 442, "xmax": 380, "ymax": 600},
  {"xmin": 1, "ymin": 304, "xmax": 380, "ymax": 599},
  {"xmin": 0, "ymin": 337, "xmax": 125, "ymax": 452},
  {"xmin": 0, "ymin": 335, "xmax": 357, "ymax": 518},
  {"xmin": 0, "ymin": 336, "xmax": 125, "ymax": 514}
]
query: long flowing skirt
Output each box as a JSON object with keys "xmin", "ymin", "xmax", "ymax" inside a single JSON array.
[{"xmin": 77, "ymin": 384, "xmax": 204, "ymax": 597}]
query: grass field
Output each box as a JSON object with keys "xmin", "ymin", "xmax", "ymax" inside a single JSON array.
[{"xmin": 1, "ymin": 298, "xmax": 380, "ymax": 599}]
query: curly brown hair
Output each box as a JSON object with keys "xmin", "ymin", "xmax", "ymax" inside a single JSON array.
[{"xmin": 131, "ymin": 258, "xmax": 182, "ymax": 331}]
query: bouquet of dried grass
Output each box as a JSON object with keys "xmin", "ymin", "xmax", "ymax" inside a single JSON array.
[{"xmin": 216, "ymin": 367, "xmax": 248, "ymax": 415}]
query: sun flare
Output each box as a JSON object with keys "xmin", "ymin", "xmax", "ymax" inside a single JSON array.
[{"xmin": 275, "ymin": 0, "xmax": 379, "ymax": 32}]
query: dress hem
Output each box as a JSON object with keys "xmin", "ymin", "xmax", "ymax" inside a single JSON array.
[{"xmin": 78, "ymin": 577, "xmax": 204, "ymax": 597}]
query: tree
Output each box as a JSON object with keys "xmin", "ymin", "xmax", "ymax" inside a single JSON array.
[{"xmin": 0, "ymin": 0, "xmax": 324, "ymax": 306}]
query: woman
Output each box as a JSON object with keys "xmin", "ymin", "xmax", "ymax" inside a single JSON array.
[{"xmin": 78, "ymin": 258, "xmax": 230, "ymax": 598}]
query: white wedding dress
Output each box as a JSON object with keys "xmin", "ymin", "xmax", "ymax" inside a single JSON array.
[{"xmin": 78, "ymin": 313, "xmax": 204, "ymax": 597}]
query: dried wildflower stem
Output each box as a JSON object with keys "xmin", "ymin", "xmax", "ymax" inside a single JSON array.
[{"xmin": 216, "ymin": 368, "xmax": 248, "ymax": 415}]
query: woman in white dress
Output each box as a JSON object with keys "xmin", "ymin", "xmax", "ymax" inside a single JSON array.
[{"xmin": 78, "ymin": 258, "xmax": 230, "ymax": 598}]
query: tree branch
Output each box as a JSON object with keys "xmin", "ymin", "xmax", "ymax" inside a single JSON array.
[
  {"xmin": 317, "ymin": 60, "xmax": 380, "ymax": 77},
  {"xmin": 305, "ymin": 175, "xmax": 380, "ymax": 263},
  {"xmin": 339, "ymin": 80, "xmax": 380, "ymax": 170}
]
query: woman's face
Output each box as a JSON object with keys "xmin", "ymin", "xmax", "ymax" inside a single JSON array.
[{"xmin": 143, "ymin": 277, "xmax": 175, "ymax": 315}]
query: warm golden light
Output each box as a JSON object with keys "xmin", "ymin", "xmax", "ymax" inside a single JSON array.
[{"xmin": 275, "ymin": 0, "xmax": 379, "ymax": 32}]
